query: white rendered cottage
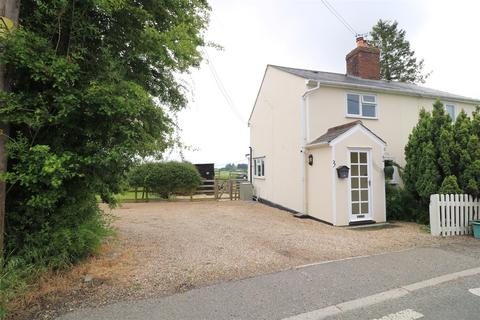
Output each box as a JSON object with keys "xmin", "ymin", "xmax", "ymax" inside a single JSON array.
[{"xmin": 248, "ymin": 37, "xmax": 480, "ymax": 226}]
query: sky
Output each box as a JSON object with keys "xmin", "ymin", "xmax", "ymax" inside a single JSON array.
[{"xmin": 167, "ymin": 0, "xmax": 480, "ymax": 167}]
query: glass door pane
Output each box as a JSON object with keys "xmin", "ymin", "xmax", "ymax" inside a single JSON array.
[{"xmin": 350, "ymin": 151, "xmax": 370, "ymax": 219}]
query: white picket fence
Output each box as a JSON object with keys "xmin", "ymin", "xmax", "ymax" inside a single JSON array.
[{"xmin": 429, "ymin": 194, "xmax": 480, "ymax": 236}]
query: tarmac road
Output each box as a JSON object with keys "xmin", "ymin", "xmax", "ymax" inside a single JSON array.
[{"xmin": 58, "ymin": 242, "xmax": 480, "ymax": 320}]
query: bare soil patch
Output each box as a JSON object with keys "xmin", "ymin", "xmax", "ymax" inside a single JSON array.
[{"xmin": 10, "ymin": 200, "xmax": 472, "ymax": 319}]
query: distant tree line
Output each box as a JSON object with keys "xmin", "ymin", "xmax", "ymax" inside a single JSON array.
[{"xmin": 221, "ymin": 163, "xmax": 247, "ymax": 171}]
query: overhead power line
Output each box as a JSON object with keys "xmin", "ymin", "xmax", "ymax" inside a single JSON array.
[
  {"xmin": 202, "ymin": 48, "xmax": 246, "ymax": 124},
  {"xmin": 320, "ymin": 0, "xmax": 358, "ymax": 36}
]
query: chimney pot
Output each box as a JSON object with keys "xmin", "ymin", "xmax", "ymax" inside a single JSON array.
[{"xmin": 356, "ymin": 36, "xmax": 367, "ymax": 47}]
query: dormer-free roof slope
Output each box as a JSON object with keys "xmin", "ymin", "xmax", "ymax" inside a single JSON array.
[{"xmin": 271, "ymin": 65, "xmax": 480, "ymax": 104}]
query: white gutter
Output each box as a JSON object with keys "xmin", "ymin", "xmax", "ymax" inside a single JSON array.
[
  {"xmin": 301, "ymin": 80, "xmax": 320, "ymax": 215},
  {"xmin": 305, "ymin": 141, "xmax": 328, "ymax": 149}
]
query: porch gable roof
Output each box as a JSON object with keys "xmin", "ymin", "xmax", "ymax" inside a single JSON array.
[{"xmin": 307, "ymin": 120, "xmax": 386, "ymax": 147}]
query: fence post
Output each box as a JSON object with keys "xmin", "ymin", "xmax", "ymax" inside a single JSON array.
[
  {"xmin": 430, "ymin": 194, "xmax": 441, "ymax": 236},
  {"xmin": 229, "ymin": 180, "xmax": 233, "ymax": 200},
  {"xmin": 214, "ymin": 179, "xmax": 218, "ymax": 200}
]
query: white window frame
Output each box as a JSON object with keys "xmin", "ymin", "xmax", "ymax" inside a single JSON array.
[
  {"xmin": 253, "ymin": 157, "xmax": 265, "ymax": 178},
  {"xmin": 444, "ymin": 103, "xmax": 456, "ymax": 121},
  {"xmin": 346, "ymin": 92, "xmax": 378, "ymax": 119}
]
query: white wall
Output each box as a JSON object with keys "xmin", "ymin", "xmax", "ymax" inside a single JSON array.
[
  {"xmin": 306, "ymin": 146, "xmax": 333, "ymax": 223},
  {"xmin": 307, "ymin": 86, "xmax": 478, "ymax": 168},
  {"xmin": 249, "ymin": 66, "xmax": 306, "ymax": 212}
]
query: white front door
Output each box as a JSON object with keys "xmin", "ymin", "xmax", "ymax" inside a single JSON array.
[{"xmin": 349, "ymin": 149, "xmax": 372, "ymax": 222}]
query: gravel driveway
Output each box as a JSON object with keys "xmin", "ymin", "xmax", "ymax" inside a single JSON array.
[{"xmin": 13, "ymin": 200, "xmax": 472, "ymax": 319}]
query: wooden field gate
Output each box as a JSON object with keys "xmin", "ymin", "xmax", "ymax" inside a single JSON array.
[{"xmin": 193, "ymin": 179, "xmax": 245, "ymax": 200}]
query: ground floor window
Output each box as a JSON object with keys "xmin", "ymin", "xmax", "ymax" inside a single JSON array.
[{"xmin": 253, "ymin": 157, "xmax": 265, "ymax": 177}]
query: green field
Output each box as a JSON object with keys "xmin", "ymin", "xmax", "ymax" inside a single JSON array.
[
  {"xmin": 96, "ymin": 189, "xmax": 164, "ymax": 202},
  {"xmin": 215, "ymin": 169, "xmax": 247, "ymax": 180}
]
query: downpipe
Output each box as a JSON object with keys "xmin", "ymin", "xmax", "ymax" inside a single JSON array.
[{"xmin": 301, "ymin": 80, "xmax": 320, "ymax": 215}]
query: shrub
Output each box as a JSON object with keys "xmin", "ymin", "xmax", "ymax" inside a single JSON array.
[
  {"xmin": 127, "ymin": 163, "xmax": 155, "ymax": 189},
  {"xmin": 0, "ymin": 257, "xmax": 35, "ymax": 319},
  {"xmin": 1, "ymin": 195, "xmax": 113, "ymax": 318},
  {"xmin": 130, "ymin": 161, "xmax": 202, "ymax": 198},
  {"xmin": 385, "ymin": 183, "xmax": 421, "ymax": 221},
  {"xmin": 402, "ymin": 101, "xmax": 480, "ymax": 223},
  {"xmin": 439, "ymin": 175, "xmax": 462, "ymax": 194}
]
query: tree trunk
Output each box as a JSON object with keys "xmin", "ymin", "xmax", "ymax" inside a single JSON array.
[{"xmin": 0, "ymin": 0, "xmax": 20, "ymax": 257}]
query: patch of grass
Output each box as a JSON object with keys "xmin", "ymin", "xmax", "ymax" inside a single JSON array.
[
  {"xmin": 0, "ymin": 257, "xmax": 37, "ymax": 319},
  {"xmin": 97, "ymin": 189, "xmax": 165, "ymax": 202},
  {"xmin": 1, "ymin": 206, "xmax": 113, "ymax": 319},
  {"xmin": 420, "ymin": 224, "xmax": 431, "ymax": 234},
  {"xmin": 4, "ymin": 239, "xmax": 125, "ymax": 320}
]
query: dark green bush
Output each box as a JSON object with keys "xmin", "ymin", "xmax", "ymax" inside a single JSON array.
[
  {"xmin": 385, "ymin": 183, "xmax": 424, "ymax": 222},
  {"xmin": 439, "ymin": 175, "xmax": 462, "ymax": 194},
  {"xmin": 127, "ymin": 163, "xmax": 155, "ymax": 189},
  {"xmin": 129, "ymin": 162, "xmax": 202, "ymax": 198},
  {"xmin": 146, "ymin": 162, "xmax": 202, "ymax": 198},
  {"xmin": 402, "ymin": 101, "xmax": 480, "ymax": 223},
  {"xmin": 4, "ymin": 142, "xmax": 113, "ymax": 269}
]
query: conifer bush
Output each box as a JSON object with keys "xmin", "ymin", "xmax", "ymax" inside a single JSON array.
[
  {"xmin": 401, "ymin": 100, "xmax": 480, "ymax": 222},
  {"xmin": 438, "ymin": 176, "xmax": 462, "ymax": 195}
]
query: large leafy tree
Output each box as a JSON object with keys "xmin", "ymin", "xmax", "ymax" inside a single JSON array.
[
  {"xmin": 0, "ymin": 0, "xmax": 210, "ymax": 264},
  {"xmin": 370, "ymin": 20, "xmax": 429, "ymax": 83}
]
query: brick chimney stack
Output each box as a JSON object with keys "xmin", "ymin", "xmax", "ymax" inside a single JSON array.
[{"xmin": 346, "ymin": 36, "xmax": 380, "ymax": 80}]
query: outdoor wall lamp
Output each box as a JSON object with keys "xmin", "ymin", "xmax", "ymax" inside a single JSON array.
[
  {"xmin": 337, "ymin": 166, "xmax": 350, "ymax": 179},
  {"xmin": 308, "ymin": 154, "xmax": 314, "ymax": 166}
]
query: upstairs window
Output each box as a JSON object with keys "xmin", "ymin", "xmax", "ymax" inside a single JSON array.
[
  {"xmin": 347, "ymin": 93, "xmax": 377, "ymax": 118},
  {"xmin": 445, "ymin": 104, "xmax": 456, "ymax": 121},
  {"xmin": 253, "ymin": 157, "xmax": 265, "ymax": 178}
]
